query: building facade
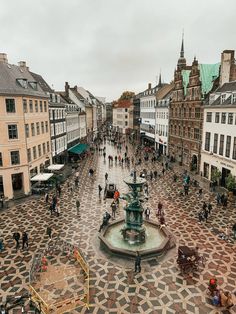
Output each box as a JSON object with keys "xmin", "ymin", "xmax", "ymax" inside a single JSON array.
[
  {"xmin": 0, "ymin": 54, "xmax": 51, "ymax": 200},
  {"xmin": 201, "ymin": 81, "xmax": 236, "ymax": 186},
  {"xmin": 105, "ymin": 103, "xmax": 113, "ymax": 125},
  {"xmin": 112, "ymin": 100, "xmax": 133, "ymax": 134},
  {"xmin": 48, "ymin": 93, "xmax": 67, "ymax": 163},
  {"xmin": 140, "ymin": 83, "xmax": 159, "ymax": 147},
  {"xmin": 30, "ymin": 72, "xmax": 67, "ymax": 164},
  {"xmin": 155, "ymin": 83, "xmax": 174, "ymax": 155},
  {"xmin": 132, "ymin": 94, "xmax": 141, "ymax": 143},
  {"xmin": 169, "ymin": 39, "xmax": 220, "ymax": 171}
]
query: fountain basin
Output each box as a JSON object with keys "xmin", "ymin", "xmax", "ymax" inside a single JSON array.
[{"xmin": 99, "ymin": 218, "xmax": 174, "ymax": 259}]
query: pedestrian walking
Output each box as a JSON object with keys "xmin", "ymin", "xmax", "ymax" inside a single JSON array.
[
  {"xmin": 13, "ymin": 231, "xmax": 20, "ymax": 249},
  {"xmin": 57, "ymin": 185, "xmax": 61, "ymax": 197},
  {"xmin": 111, "ymin": 201, "xmax": 117, "ymax": 219},
  {"xmin": 202, "ymin": 202, "xmax": 207, "ymax": 211},
  {"xmin": 144, "ymin": 207, "xmax": 151, "ymax": 220},
  {"xmin": 134, "ymin": 251, "xmax": 141, "ymax": 273},
  {"xmin": 204, "ymin": 208, "xmax": 208, "ymax": 223},
  {"xmin": 154, "ymin": 170, "xmax": 158, "ymax": 180},
  {"xmin": 76, "ymin": 199, "xmax": 80, "ymax": 214},
  {"xmin": 75, "ymin": 177, "xmax": 79, "ymax": 187},
  {"xmin": 46, "ymin": 226, "xmax": 52, "ymax": 239},
  {"xmin": 45, "ymin": 192, "xmax": 49, "ymax": 204},
  {"xmin": 103, "ymin": 152, "xmax": 106, "ymax": 160},
  {"xmin": 157, "ymin": 202, "xmax": 163, "ymax": 217},
  {"xmin": 216, "ymin": 193, "xmax": 221, "ymax": 206},
  {"xmin": 105, "ymin": 172, "xmax": 108, "ymax": 181},
  {"xmin": 198, "ymin": 211, "xmax": 203, "ymax": 223},
  {"xmin": 162, "ymin": 168, "xmax": 165, "ymax": 176},
  {"xmin": 198, "ymin": 188, "xmax": 203, "ymax": 197},
  {"xmin": 22, "ymin": 231, "xmax": 28, "ymax": 249},
  {"xmin": 56, "ymin": 204, "xmax": 61, "ymax": 217},
  {"xmin": 184, "ymin": 184, "xmax": 189, "ymax": 196},
  {"xmin": 208, "ymin": 203, "xmax": 212, "ymax": 215},
  {"xmin": 0, "ymin": 238, "xmax": 4, "ymax": 252},
  {"xmin": 98, "ymin": 185, "xmax": 103, "ymax": 197}
]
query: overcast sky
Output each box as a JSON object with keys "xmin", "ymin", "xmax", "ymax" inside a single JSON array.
[{"xmin": 0, "ymin": 0, "xmax": 235, "ymax": 101}]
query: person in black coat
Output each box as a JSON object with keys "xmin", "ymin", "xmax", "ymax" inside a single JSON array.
[
  {"xmin": 22, "ymin": 232, "xmax": 28, "ymax": 249},
  {"xmin": 13, "ymin": 232, "xmax": 20, "ymax": 249},
  {"xmin": 135, "ymin": 251, "xmax": 141, "ymax": 273}
]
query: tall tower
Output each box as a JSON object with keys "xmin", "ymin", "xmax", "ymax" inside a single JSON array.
[{"xmin": 177, "ymin": 32, "xmax": 186, "ymax": 70}]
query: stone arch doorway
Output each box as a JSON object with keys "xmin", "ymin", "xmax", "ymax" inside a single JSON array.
[{"xmin": 191, "ymin": 154, "xmax": 198, "ymax": 171}]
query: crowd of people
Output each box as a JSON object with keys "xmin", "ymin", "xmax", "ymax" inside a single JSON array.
[{"xmin": 0, "ymin": 126, "xmax": 235, "ymax": 311}]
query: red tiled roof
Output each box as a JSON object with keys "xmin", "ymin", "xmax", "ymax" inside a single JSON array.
[{"xmin": 113, "ymin": 100, "xmax": 132, "ymax": 108}]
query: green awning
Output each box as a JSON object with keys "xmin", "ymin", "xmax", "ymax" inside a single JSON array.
[{"xmin": 68, "ymin": 143, "xmax": 89, "ymax": 154}]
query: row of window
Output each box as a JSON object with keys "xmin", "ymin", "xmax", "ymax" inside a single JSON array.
[
  {"xmin": 206, "ymin": 112, "xmax": 236, "ymax": 125},
  {"xmin": 51, "ymin": 137, "xmax": 67, "ymax": 154},
  {"xmin": 170, "ymin": 107, "xmax": 201, "ymax": 119},
  {"xmin": 23, "ymin": 99, "xmax": 47, "ymax": 113},
  {"xmin": 170, "ymin": 125, "xmax": 201, "ymax": 140},
  {"xmin": 27, "ymin": 142, "xmax": 50, "ymax": 163},
  {"xmin": 156, "ymin": 124, "xmax": 168, "ymax": 137},
  {"xmin": 25, "ymin": 122, "xmax": 49, "ymax": 138},
  {"xmin": 156, "ymin": 112, "xmax": 168, "ymax": 119},
  {"xmin": 0, "ymin": 142, "xmax": 50, "ymax": 167},
  {"xmin": 49, "ymin": 108, "xmax": 66, "ymax": 120},
  {"xmin": 51, "ymin": 122, "xmax": 66, "ymax": 137},
  {"xmin": 5, "ymin": 98, "xmax": 47, "ymax": 114},
  {"xmin": 140, "ymin": 112, "xmax": 155, "ymax": 119},
  {"xmin": 140, "ymin": 99, "xmax": 156, "ymax": 108},
  {"xmin": 204, "ymin": 132, "xmax": 236, "ymax": 159}
]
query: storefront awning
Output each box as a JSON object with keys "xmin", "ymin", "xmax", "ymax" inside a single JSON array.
[
  {"xmin": 47, "ymin": 164, "xmax": 65, "ymax": 171},
  {"xmin": 30, "ymin": 173, "xmax": 54, "ymax": 182},
  {"xmin": 68, "ymin": 143, "xmax": 89, "ymax": 155}
]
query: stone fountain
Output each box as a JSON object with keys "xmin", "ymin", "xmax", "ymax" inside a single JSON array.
[
  {"xmin": 120, "ymin": 171, "xmax": 146, "ymax": 244},
  {"xmin": 98, "ymin": 170, "xmax": 174, "ymax": 259}
]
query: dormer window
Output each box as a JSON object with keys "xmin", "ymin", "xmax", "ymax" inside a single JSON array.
[
  {"xmin": 221, "ymin": 94, "xmax": 226, "ymax": 104},
  {"xmin": 28, "ymin": 81, "xmax": 38, "ymax": 90},
  {"xmin": 16, "ymin": 78, "xmax": 28, "ymax": 89},
  {"xmin": 232, "ymin": 94, "xmax": 236, "ymax": 104}
]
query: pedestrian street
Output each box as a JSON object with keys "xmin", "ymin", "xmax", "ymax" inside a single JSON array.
[{"xmin": 0, "ymin": 140, "xmax": 236, "ymax": 313}]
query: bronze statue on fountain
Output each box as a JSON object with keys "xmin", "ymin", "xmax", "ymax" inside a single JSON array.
[{"xmin": 121, "ymin": 171, "xmax": 147, "ymax": 244}]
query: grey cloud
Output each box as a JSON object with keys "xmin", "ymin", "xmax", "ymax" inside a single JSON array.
[{"xmin": 0, "ymin": 0, "xmax": 235, "ymax": 101}]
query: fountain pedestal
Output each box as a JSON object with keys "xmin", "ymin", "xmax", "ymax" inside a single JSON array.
[{"xmin": 121, "ymin": 172, "xmax": 146, "ymax": 244}]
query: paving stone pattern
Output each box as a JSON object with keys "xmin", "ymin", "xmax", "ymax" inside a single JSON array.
[{"xmin": 0, "ymin": 141, "xmax": 236, "ymax": 314}]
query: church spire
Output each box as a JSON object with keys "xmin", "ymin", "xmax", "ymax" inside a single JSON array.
[
  {"xmin": 177, "ymin": 31, "xmax": 186, "ymax": 70},
  {"xmin": 180, "ymin": 31, "xmax": 184, "ymax": 58},
  {"xmin": 158, "ymin": 71, "xmax": 162, "ymax": 87}
]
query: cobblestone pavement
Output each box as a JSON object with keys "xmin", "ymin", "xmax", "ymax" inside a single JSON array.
[{"xmin": 0, "ymin": 141, "xmax": 236, "ymax": 314}]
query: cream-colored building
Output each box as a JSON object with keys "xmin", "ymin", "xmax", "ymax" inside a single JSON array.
[
  {"xmin": 0, "ymin": 54, "xmax": 51, "ymax": 200},
  {"xmin": 113, "ymin": 100, "xmax": 133, "ymax": 134}
]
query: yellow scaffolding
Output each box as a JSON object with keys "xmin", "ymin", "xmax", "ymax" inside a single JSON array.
[{"xmin": 29, "ymin": 241, "xmax": 89, "ymax": 313}]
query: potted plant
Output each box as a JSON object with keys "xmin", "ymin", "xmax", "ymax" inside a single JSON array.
[{"xmin": 225, "ymin": 173, "xmax": 236, "ymax": 201}]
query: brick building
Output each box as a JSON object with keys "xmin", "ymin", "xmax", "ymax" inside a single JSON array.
[{"xmin": 168, "ymin": 38, "xmax": 220, "ymax": 172}]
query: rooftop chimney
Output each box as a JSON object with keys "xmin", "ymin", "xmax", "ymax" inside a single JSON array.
[
  {"xmin": 18, "ymin": 61, "xmax": 27, "ymax": 67},
  {"xmin": 65, "ymin": 82, "xmax": 70, "ymax": 97},
  {"xmin": 148, "ymin": 83, "xmax": 152, "ymax": 89},
  {"xmin": 18, "ymin": 61, "xmax": 29, "ymax": 70},
  {"xmin": 0, "ymin": 53, "xmax": 8, "ymax": 63}
]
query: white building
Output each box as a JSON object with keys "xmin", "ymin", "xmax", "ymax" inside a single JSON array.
[
  {"xmin": 155, "ymin": 83, "xmax": 174, "ymax": 155},
  {"xmin": 48, "ymin": 93, "xmax": 67, "ymax": 163},
  {"xmin": 113, "ymin": 100, "xmax": 133, "ymax": 134},
  {"xmin": 140, "ymin": 83, "xmax": 158, "ymax": 147},
  {"xmin": 58, "ymin": 92, "xmax": 81, "ymax": 149},
  {"xmin": 201, "ymin": 81, "xmax": 236, "ymax": 186}
]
